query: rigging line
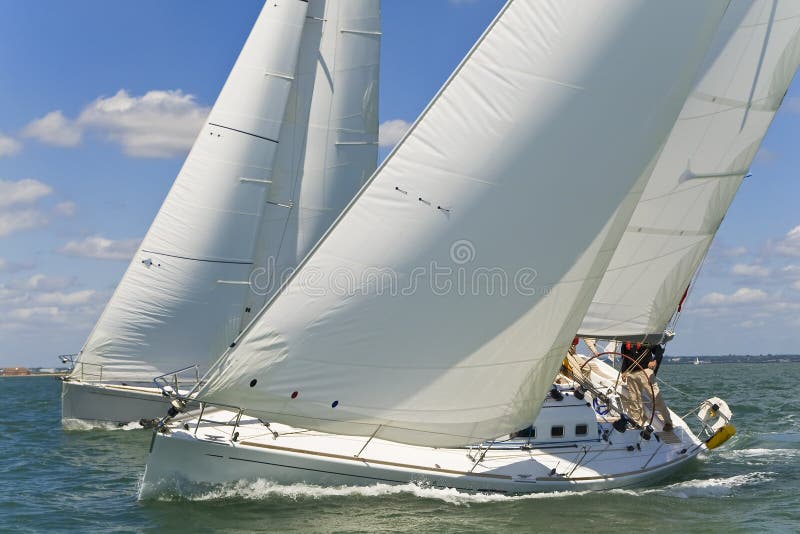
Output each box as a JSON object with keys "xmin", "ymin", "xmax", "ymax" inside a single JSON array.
[
  {"xmin": 208, "ymin": 123, "xmax": 279, "ymax": 144},
  {"xmin": 654, "ymin": 377, "xmax": 693, "ymax": 398},
  {"xmin": 140, "ymin": 249, "xmax": 252, "ymax": 265}
]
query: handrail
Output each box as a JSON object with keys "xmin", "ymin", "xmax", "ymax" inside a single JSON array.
[{"xmin": 152, "ymin": 364, "xmax": 200, "ymax": 397}]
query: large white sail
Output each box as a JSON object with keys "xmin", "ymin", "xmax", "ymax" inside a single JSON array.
[
  {"xmin": 580, "ymin": 0, "xmax": 800, "ymax": 342},
  {"xmin": 195, "ymin": 1, "xmax": 728, "ymax": 447},
  {"xmin": 244, "ymin": 0, "xmax": 381, "ymax": 315},
  {"xmin": 72, "ymin": 1, "xmax": 311, "ymax": 384}
]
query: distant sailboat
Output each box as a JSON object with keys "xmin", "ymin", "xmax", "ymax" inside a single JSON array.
[
  {"xmin": 61, "ymin": 0, "xmax": 381, "ymax": 427},
  {"xmin": 141, "ymin": 0, "xmax": 736, "ymax": 495},
  {"xmin": 694, "ymin": 357, "xmax": 702, "ymax": 366}
]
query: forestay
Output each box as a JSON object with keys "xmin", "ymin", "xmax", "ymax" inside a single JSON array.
[
  {"xmin": 73, "ymin": 1, "xmax": 310, "ymax": 383},
  {"xmin": 580, "ymin": 0, "xmax": 800, "ymax": 342},
  {"xmin": 197, "ymin": 0, "xmax": 728, "ymax": 447}
]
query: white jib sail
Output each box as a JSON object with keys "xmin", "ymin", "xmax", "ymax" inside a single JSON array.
[
  {"xmin": 580, "ymin": 0, "xmax": 800, "ymax": 342},
  {"xmin": 72, "ymin": 1, "xmax": 310, "ymax": 384},
  {"xmin": 196, "ymin": 0, "xmax": 728, "ymax": 447}
]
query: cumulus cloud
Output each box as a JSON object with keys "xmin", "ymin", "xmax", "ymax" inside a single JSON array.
[
  {"xmin": 0, "ymin": 209, "xmax": 47, "ymax": 237},
  {"xmin": 0, "ymin": 179, "xmax": 52, "ymax": 236},
  {"xmin": 770, "ymin": 225, "xmax": 800, "ymax": 256},
  {"xmin": 699, "ymin": 287, "xmax": 769, "ymax": 306},
  {"xmin": 23, "ymin": 90, "xmax": 209, "ymax": 158},
  {"xmin": 59, "ymin": 235, "xmax": 140, "ymax": 260},
  {"xmin": 0, "ymin": 133, "xmax": 22, "ymax": 157},
  {"xmin": 22, "ymin": 110, "xmax": 82, "ymax": 147},
  {"xmin": 9, "ymin": 306, "xmax": 61, "ymax": 321},
  {"xmin": 20, "ymin": 274, "xmax": 74, "ymax": 291},
  {"xmin": 33, "ymin": 289, "xmax": 97, "ymax": 306},
  {"xmin": 730, "ymin": 263, "xmax": 770, "ymax": 277},
  {"xmin": 379, "ymin": 119, "xmax": 411, "ymax": 148},
  {"xmin": 0, "ymin": 178, "xmax": 53, "ymax": 208}
]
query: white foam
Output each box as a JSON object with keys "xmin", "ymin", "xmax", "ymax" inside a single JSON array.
[
  {"xmin": 62, "ymin": 418, "xmax": 143, "ymax": 432},
  {"xmin": 719, "ymin": 448, "xmax": 799, "ymax": 461},
  {"xmin": 149, "ymin": 479, "xmax": 591, "ymax": 506},
  {"xmin": 649, "ymin": 471, "xmax": 774, "ymax": 499}
]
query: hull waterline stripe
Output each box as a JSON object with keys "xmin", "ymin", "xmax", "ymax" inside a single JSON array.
[
  {"xmin": 208, "ymin": 123, "xmax": 279, "ymax": 144},
  {"xmin": 239, "ymin": 440, "xmax": 512, "ymax": 480}
]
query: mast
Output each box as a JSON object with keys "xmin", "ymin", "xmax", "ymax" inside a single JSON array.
[
  {"xmin": 195, "ymin": 1, "xmax": 729, "ymax": 447},
  {"xmin": 72, "ymin": 1, "xmax": 310, "ymax": 383},
  {"xmin": 579, "ymin": 0, "xmax": 800, "ymax": 343}
]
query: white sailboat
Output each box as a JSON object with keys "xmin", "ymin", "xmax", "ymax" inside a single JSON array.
[
  {"xmin": 61, "ymin": 0, "xmax": 381, "ymax": 427},
  {"xmin": 140, "ymin": 0, "xmax": 738, "ymax": 495}
]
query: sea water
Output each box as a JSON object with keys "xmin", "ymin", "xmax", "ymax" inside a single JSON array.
[{"xmin": 1, "ymin": 363, "xmax": 798, "ymax": 533}]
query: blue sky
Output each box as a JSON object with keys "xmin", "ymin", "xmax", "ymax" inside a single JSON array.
[{"xmin": 1, "ymin": 0, "xmax": 799, "ymax": 367}]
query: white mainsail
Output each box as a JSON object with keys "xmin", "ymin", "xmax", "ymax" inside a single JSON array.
[
  {"xmin": 195, "ymin": 1, "xmax": 728, "ymax": 447},
  {"xmin": 73, "ymin": 0, "xmax": 380, "ymax": 384},
  {"xmin": 244, "ymin": 0, "xmax": 381, "ymax": 315},
  {"xmin": 580, "ymin": 0, "xmax": 800, "ymax": 342}
]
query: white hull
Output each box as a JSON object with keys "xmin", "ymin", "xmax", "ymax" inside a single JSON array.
[
  {"xmin": 61, "ymin": 380, "xmax": 171, "ymax": 427},
  {"xmin": 141, "ymin": 406, "xmax": 704, "ymax": 497}
]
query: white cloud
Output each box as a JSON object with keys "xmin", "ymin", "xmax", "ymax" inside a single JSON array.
[
  {"xmin": 699, "ymin": 287, "xmax": 769, "ymax": 306},
  {"xmin": 33, "ymin": 289, "xmax": 96, "ymax": 306},
  {"xmin": 21, "ymin": 274, "xmax": 74, "ymax": 291},
  {"xmin": 0, "ymin": 209, "xmax": 47, "ymax": 237},
  {"xmin": 22, "ymin": 110, "xmax": 82, "ymax": 147},
  {"xmin": 0, "ymin": 178, "xmax": 53, "ymax": 208},
  {"xmin": 9, "ymin": 306, "xmax": 61, "ymax": 321},
  {"xmin": 731, "ymin": 263, "xmax": 770, "ymax": 277},
  {"xmin": 59, "ymin": 235, "xmax": 140, "ymax": 260},
  {"xmin": 0, "ymin": 133, "xmax": 21, "ymax": 157},
  {"xmin": 771, "ymin": 225, "xmax": 800, "ymax": 257},
  {"xmin": 22, "ymin": 89, "xmax": 209, "ymax": 158},
  {"xmin": 80, "ymin": 89, "xmax": 208, "ymax": 157},
  {"xmin": 53, "ymin": 201, "xmax": 77, "ymax": 216},
  {"xmin": 379, "ymin": 119, "xmax": 411, "ymax": 148}
]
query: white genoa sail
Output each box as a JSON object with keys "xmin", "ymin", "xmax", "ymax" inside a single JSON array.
[
  {"xmin": 195, "ymin": 1, "xmax": 729, "ymax": 447},
  {"xmin": 580, "ymin": 0, "xmax": 800, "ymax": 342},
  {"xmin": 72, "ymin": 0, "xmax": 381, "ymax": 385}
]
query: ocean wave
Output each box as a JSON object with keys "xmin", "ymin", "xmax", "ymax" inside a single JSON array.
[
  {"xmin": 62, "ymin": 418, "xmax": 143, "ymax": 432},
  {"xmin": 646, "ymin": 472, "xmax": 774, "ymax": 499},
  {"xmin": 718, "ymin": 448, "xmax": 800, "ymax": 461}
]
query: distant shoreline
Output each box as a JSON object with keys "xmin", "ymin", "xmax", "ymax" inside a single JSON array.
[{"xmin": 0, "ymin": 373, "xmax": 66, "ymax": 378}]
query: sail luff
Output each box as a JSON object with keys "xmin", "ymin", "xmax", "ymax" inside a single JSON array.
[
  {"xmin": 579, "ymin": 0, "xmax": 800, "ymax": 342},
  {"xmin": 72, "ymin": 1, "xmax": 310, "ymax": 383},
  {"xmin": 196, "ymin": 0, "xmax": 729, "ymax": 447}
]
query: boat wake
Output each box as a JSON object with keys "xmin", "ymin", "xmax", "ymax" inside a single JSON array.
[
  {"xmin": 142, "ymin": 478, "xmax": 591, "ymax": 505},
  {"xmin": 644, "ymin": 471, "xmax": 775, "ymax": 499},
  {"xmin": 141, "ymin": 471, "xmax": 773, "ymax": 504},
  {"xmin": 62, "ymin": 418, "xmax": 143, "ymax": 432}
]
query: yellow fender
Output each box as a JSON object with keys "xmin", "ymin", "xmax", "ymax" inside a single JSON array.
[{"xmin": 705, "ymin": 424, "xmax": 736, "ymax": 450}]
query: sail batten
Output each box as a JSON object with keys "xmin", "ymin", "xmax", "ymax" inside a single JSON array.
[
  {"xmin": 197, "ymin": 0, "xmax": 729, "ymax": 447},
  {"xmin": 580, "ymin": 0, "xmax": 800, "ymax": 342}
]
